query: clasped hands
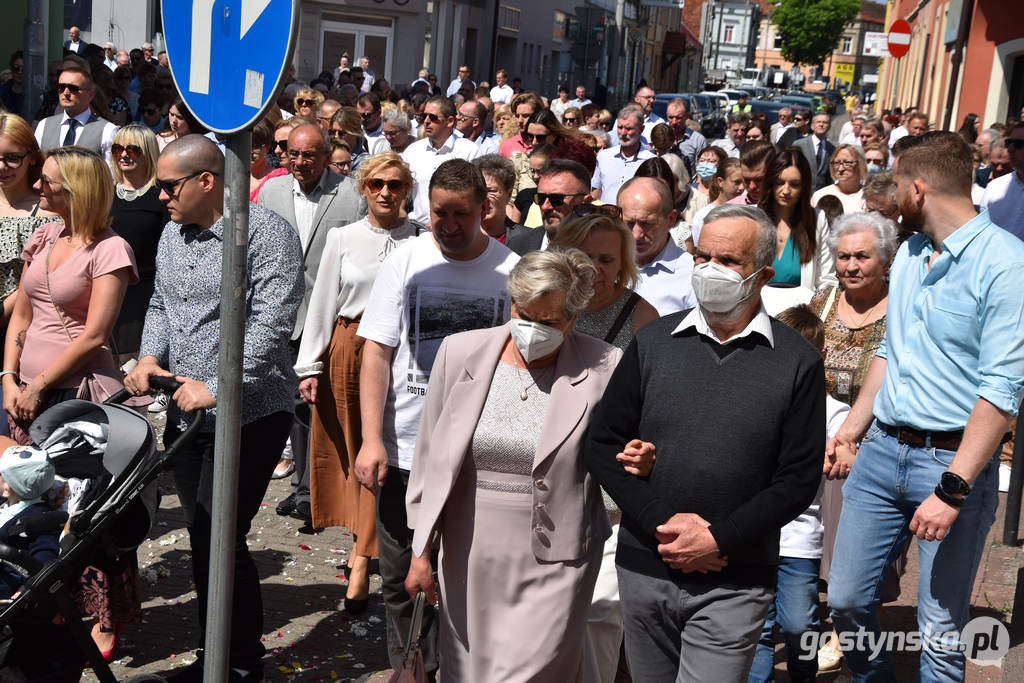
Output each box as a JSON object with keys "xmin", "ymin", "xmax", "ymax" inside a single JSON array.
[
  {"xmin": 123, "ymin": 357, "xmax": 216, "ymax": 412},
  {"xmin": 824, "ymin": 433, "xmax": 858, "ymax": 480}
]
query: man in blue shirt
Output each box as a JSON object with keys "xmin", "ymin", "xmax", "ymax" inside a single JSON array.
[{"xmin": 826, "ymin": 132, "xmax": 1024, "ymax": 681}]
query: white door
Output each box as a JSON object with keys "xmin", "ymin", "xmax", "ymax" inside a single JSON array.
[{"xmin": 321, "ymin": 19, "xmax": 393, "ymax": 83}]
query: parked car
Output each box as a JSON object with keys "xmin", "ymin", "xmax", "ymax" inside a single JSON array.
[
  {"xmin": 748, "ymin": 99, "xmax": 789, "ymax": 125},
  {"xmin": 774, "ymin": 94, "xmax": 820, "ymax": 113},
  {"xmin": 652, "ymin": 93, "xmax": 727, "ymax": 140}
]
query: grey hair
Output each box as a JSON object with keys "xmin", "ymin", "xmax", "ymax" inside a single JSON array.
[
  {"xmin": 382, "ymin": 107, "xmax": 410, "ymax": 131},
  {"xmin": 506, "ymin": 248, "xmax": 596, "ymax": 319},
  {"xmin": 978, "ymin": 128, "xmax": 1001, "ymax": 145},
  {"xmin": 990, "ymin": 138, "xmax": 1008, "ymax": 156},
  {"xmin": 473, "ymin": 154, "xmax": 516, "ymax": 193},
  {"xmin": 702, "ymin": 204, "xmax": 777, "ymax": 271},
  {"xmin": 616, "ymin": 104, "xmax": 644, "ymax": 127},
  {"xmin": 827, "ymin": 212, "xmax": 899, "ymax": 265}
]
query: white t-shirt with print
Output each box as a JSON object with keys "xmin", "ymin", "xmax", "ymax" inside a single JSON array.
[{"xmin": 358, "ymin": 233, "xmax": 519, "ymax": 470}]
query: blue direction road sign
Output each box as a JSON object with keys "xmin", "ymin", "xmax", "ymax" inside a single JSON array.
[{"xmin": 162, "ymin": 0, "xmax": 298, "ymax": 133}]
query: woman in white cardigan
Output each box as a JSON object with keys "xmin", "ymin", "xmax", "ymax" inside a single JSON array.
[
  {"xmin": 758, "ymin": 148, "xmax": 837, "ymax": 291},
  {"xmin": 293, "ymin": 151, "xmax": 420, "ymax": 614}
]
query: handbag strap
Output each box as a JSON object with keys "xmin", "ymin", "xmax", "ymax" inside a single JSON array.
[
  {"xmin": 44, "ymin": 237, "xmax": 76, "ymax": 345},
  {"xmin": 819, "ymin": 286, "xmax": 839, "ymax": 322},
  {"xmin": 603, "ymin": 291, "xmax": 641, "ymax": 345}
]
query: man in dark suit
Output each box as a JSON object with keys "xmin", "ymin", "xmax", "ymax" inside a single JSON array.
[
  {"xmin": 794, "ymin": 113, "xmax": 835, "ymax": 191},
  {"xmin": 63, "ymin": 25, "xmax": 84, "ymax": 53},
  {"xmin": 257, "ymin": 123, "xmax": 366, "ymax": 524},
  {"xmin": 507, "ymin": 159, "xmax": 592, "ymax": 256}
]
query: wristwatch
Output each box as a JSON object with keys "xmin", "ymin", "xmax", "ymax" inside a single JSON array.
[{"xmin": 939, "ymin": 471, "xmax": 971, "ymax": 497}]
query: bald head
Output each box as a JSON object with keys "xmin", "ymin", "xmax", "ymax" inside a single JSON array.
[
  {"xmin": 619, "ymin": 176, "xmax": 674, "ymax": 215},
  {"xmin": 618, "ymin": 177, "xmax": 677, "ymax": 266},
  {"xmin": 163, "ymin": 134, "xmax": 225, "ymax": 176}
]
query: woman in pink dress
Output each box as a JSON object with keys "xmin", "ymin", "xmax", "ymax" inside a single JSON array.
[{"xmin": 1, "ymin": 145, "xmax": 139, "ymax": 661}]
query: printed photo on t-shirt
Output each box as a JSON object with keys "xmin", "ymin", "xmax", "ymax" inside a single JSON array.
[{"xmin": 406, "ymin": 284, "xmax": 509, "ymax": 391}]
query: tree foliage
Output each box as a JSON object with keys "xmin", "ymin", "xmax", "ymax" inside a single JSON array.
[{"xmin": 771, "ymin": 0, "xmax": 862, "ymax": 68}]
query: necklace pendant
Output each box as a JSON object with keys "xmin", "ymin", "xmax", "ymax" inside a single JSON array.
[{"xmin": 520, "ymin": 389, "xmax": 529, "ymax": 401}]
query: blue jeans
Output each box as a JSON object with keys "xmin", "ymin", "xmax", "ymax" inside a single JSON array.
[
  {"xmin": 827, "ymin": 421, "xmax": 999, "ymax": 682},
  {"xmin": 747, "ymin": 557, "xmax": 821, "ymax": 683}
]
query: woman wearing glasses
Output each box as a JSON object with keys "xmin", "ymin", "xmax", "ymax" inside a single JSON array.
[
  {"xmin": 0, "ymin": 114, "xmax": 57, "ymax": 436},
  {"xmin": 108, "ymin": 124, "xmax": 168, "ymax": 366},
  {"xmin": 328, "ymin": 108, "xmax": 369, "ymax": 173},
  {"xmin": 294, "ymin": 88, "xmax": 325, "ymax": 124},
  {"xmin": 812, "ymin": 144, "xmax": 866, "ymax": 215},
  {"xmin": 294, "ymin": 152, "xmax": 419, "ymax": 615},
  {"xmin": 562, "ymin": 107, "xmax": 582, "ymax": 130},
  {"xmin": 759, "ymin": 148, "xmax": 836, "ymax": 290},
  {"xmin": 3, "ymin": 146, "xmax": 139, "ymax": 662},
  {"xmin": 249, "ymin": 120, "xmax": 289, "ymax": 201}
]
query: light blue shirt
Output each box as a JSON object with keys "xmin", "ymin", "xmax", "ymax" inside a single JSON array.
[
  {"xmin": 635, "ymin": 238, "xmax": 697, "ymax": 316},
  {"xmin": 592, "ymin": 145, "xmax": 656, "ymax": 200},
  {"xmin": 874, "ymin": 209, "xmax": 1024, "ymax": 430}
]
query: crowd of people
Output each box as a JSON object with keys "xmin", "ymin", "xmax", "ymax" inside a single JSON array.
[{"xmin": 2, "ymin": 34, "xmax": 1024, "ymax": 683}]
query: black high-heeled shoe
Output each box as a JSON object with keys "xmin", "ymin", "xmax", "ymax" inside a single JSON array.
[{"xmin": 344, "ymin": 596, "xmax": 368, "ymax": 615}]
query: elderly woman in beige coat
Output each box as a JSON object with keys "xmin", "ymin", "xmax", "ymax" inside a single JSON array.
[{"xmin": 404, "ymin": 249, "xmax": 625, "ymax": 682}]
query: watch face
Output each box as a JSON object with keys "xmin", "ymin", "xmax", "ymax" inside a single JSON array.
[{"xmin": 941, "ymin": 471, "xmax": 970, "ymax": 495}]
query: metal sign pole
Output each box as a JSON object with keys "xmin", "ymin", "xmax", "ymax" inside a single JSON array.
[{"xmin": 204, "ymin": 131, "xmax": 252, "ymax": 682}]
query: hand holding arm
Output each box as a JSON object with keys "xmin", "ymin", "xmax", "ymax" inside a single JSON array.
[
  {"xmin": 654, "ymin": 513, "xmax": 727, "ymax": 573},
  {"xmin": 616, "ymin": 439, "xmax": 656, "ymax": 477}
]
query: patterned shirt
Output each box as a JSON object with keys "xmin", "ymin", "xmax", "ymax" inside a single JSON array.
[
  {"xmin": 810, "ymin": 286, "xmax": 886, "ymax": 406},
  {"xmin": 140, "ymin": 203, "xmax": 304, "ymax": 431}
]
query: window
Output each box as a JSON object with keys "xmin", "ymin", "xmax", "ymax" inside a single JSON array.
[
  {"xmin": 499, "ymin": 5, "xmax": 521, "ymax": 32},
  {"xmin": 724, "ymin": 24, "xmax": 735, "ymax": 43},
  {"xmin": 842, "ymin": 36, "xmax": 853, "ymax": 54},
  {"xmin": 773, "ymin": 33, "xmax": 782, "ymax": 49}
]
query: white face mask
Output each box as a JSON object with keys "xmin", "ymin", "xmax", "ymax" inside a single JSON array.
[
  {"xmin": 509, "ymin": 319, "xmax": 565, "ymax": 363},
  {"xmin": 691, "ymin": 261, "xmax": 763, "ymax": 313}
]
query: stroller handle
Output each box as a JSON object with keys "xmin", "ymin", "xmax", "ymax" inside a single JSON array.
[{"xmin": 106, "ymin": 377, "xmax": 207, "ymax": 455}]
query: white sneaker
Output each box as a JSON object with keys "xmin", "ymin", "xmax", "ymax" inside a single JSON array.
[{"xmin": 147, "ymin": 392, "xmax": 170, "ymax": 413}]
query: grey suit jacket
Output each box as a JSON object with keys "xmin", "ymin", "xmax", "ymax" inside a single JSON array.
[
  {"xmin": 407, "ymin": 324, "xmax": 620, "ymax": 562},
  {"xmin": 794, "ymin": 135, "xmax": 834, "ymax": 192},
  {"xmin": 257, "ymin": 169, "xmax": 367, "ymax": 339}
]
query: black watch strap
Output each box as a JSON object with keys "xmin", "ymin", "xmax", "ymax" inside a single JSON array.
[
  {"xmin": 934, "ymin": 484, "xmax": 964, "ymax": 508},
  {"xmin": 941, "ymin": 471, "xmax": 971, "ymax": 496}
]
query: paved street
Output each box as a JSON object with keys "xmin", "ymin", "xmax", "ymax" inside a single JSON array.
[{"xmin": 78, "ymin": 411, "xmax": 1024, "ymax": 682}]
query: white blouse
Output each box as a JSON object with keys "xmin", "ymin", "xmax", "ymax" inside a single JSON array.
[{"xmin": 294, "ymin": 218, "xmax": 419, "ymax": 377}]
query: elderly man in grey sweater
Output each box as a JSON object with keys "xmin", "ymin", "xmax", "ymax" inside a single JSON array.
[{"xmin": 585, "ymin": 204, "xmax": 826, "ymax": 681}]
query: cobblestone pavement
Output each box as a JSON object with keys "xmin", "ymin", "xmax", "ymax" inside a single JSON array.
[{"xmin": 77, "ymin": 409, "xmax": 1021, "ymax": 681}]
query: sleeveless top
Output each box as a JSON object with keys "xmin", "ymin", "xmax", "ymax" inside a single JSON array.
[
  {"xmin": 575, "ymin": 288, "xmax": 640, "ymax": 350},
  {"xmin": 0, "ymin": 202, "xmax": 52, "ymax": 300}
]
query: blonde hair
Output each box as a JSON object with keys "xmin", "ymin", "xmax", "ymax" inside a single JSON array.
[
  {"xmin": 0, "ymin": 113, "xmax": 43, "ymax": 185},
  {"xmin": 294, "ymin": 88, "xmax": 325, "ymax": 112},
  {"xmin": 495, "ymin": 103, "xmax": 515, "ymax": 141},
  {"xmin": 49, "ymin": 147, "xmax": 113, "ymax": 242},
  {"xmin": 829, "ymin": 143, "xmax": 867, "ymax": 181},
  {"xmin": 549, "ymin": 213, "xmax": 640, "ymax": 291},
  {"xmin": 110, "ymin": 124, "xmax": 159, "ymax": 190},
  {"xmin": 354, "ymin": 151, "xmax": 413, "ymax": 195}
]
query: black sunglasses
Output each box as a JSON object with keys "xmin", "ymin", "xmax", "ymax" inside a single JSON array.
[
  {"xmin": 57, "ymin": 82, "xmax": 83, "ymax": 94},
  {"xmin": 359, "ymin": 110, "xmax": 378, "ymax": 120},
  {"xmin": 155, "ymin": 169, "xmax": 218, "ymax": 195},
  {"xmin": 534, "ymin": 191, "xmax": 587, "ymax": 207},
  {"xmin": 521, "ymin": 132, "xmax": 551, "ymax": 145},
  {"xmin": 297, "ymin": 98, "xmax": 315, "ymax": 107},
  {"xmin": 366, "ymin": 178, "xmax": 406, "ymax": 193},
  {"xmin": 563, "ymin": 117, "xmax": 578, "ymax": 123},
  {"xmin": 111, "ymin": 143, "xmax": 143, "ymax": 159},
  {"xmin": 424, "ymin": 113, "xmax": 444, "ymax": 124},
  {"xmin": 573, "ymin": 203, "xmax": 622, "ymax": 219},
  {"xmin": 275, "ymin": 140, "xmax": 289, "ymax": 151}
]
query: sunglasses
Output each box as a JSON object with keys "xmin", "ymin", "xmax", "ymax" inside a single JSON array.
[
  {"xmin": 366, "ymin": 178, "xmax": 406, "ymax": 193},
  {"xmin": 359, "ymin": 110, "xmax": 378, "ymax": 120},
  {"xmin": 573, "ymin": 203, "xmax": 622, "ymax": 219},
  {"xmin": 111, "ymin": 143, "xmax": 143, "ymax": 159},
  {"xmin": 57, "ymin": 82, "xmax": 84, "ymax": 94},
  {"xmin": 534, "ymin": 191, "xmax": 587, "ymax": 207},
  {"xmin": 328, "ymin": 129, "xmax": 346, "ymax": 139},
  {"xmin": 275, "ymin": 140, "xmax": 289, "ymax": 151},
  {"xmin": 155, "ymin": 169, "xmax": 217, "ymax": 195},
  {"xmin": 297, "ymin": 98, "xmax": 315, "ymax": 107},
  {"xmin": 521, "ymin": 132, "xmax": 551, "ymax": 145},
  {"xmin": 424, "ymin": 113, "xmax": 444, "ymax": 124},
  {"xmin": 563, "ymin": 117, "xmax": 578, "ymax": 124}
]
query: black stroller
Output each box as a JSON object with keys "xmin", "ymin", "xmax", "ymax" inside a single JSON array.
[{"xmin": 0, "ymin": 377, "xmax": 202, "ymax": 682}]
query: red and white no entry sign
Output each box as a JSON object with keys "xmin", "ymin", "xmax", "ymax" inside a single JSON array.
[{"xmin": 888, "ymin": 19, "xmax": 912, "ymax": 58}]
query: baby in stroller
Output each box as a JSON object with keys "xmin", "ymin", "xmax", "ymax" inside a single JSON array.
[{"xmin": 0, "ymin": 438, "xmax": 61, "ymax": 599}]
